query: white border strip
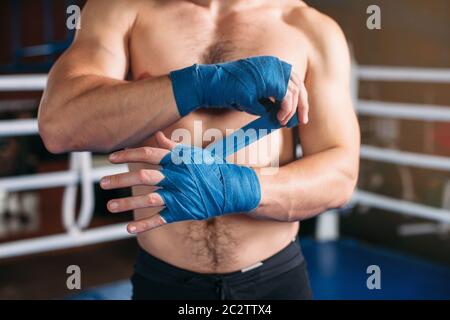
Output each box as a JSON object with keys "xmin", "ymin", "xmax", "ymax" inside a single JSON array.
[{"xmin": 357, "ymin": 66, "xmax": 450, "ymax": 83}]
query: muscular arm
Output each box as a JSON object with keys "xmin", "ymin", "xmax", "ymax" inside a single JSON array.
[
  {"xmin": 38, "ymin": 0, "xmax": 179, "ymax": 153},
  {"xmin": 255, "ymin": 11, "xmax": 360, "ymax": 221}
]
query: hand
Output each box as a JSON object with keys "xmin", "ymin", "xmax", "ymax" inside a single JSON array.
[
  {"xmin": 170, "ymin": 56, "xmax": 309, "ymax": 125},
  {"xmin": 100, "ymin": 132, "xmax": 261, "ymax": 234}
]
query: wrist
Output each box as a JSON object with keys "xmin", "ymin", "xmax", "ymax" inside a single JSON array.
[
  {"xmin": 221, "ymin": 164, "xmax": 261, "ymax": 213},
  {"xmin": 253, "ymin": 167, "xmax": 275, "ymax": 207},
  {"xmin": 169, "ymin": 64, "xmax": 201, "ymax": 116}
]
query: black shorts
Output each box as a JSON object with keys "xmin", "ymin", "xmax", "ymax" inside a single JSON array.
[{"xmin": 131, "ymin": 237, "xmax": 313, "ymax": 300}]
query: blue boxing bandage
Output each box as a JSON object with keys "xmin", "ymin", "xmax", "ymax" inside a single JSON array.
[
  {"xmin": 156, "ymin": 145, "xmax": 261, "ymax": 223},
  {"xmin": 155, "ymin": 103, "xmax": 299, "ymax": 224},
  {"xmin": 170, "ymin": 56, "xmax": 292, "ymax": 116}
]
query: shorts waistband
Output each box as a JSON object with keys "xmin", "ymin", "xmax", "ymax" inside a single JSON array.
[{"xmin": 134, "ymin": 237, "xmax": 304, "ymax": 285}]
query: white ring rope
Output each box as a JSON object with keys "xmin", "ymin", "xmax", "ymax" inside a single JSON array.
[
  {"xmin": 357, "ymin": 66, "xmax": 450, "ymax": 83},
  {"xmin": 358, "ymin": 100, "xmax": 450, "ymax": 122},
  {"xmin": 62, "ymin": 153, "xmax": 81, "ymax": 233},
  {"xmin": 0, "ymin": 74, "xmax": 48, "ymax": 92},
  {"xmin": 0, "ymin": 119, "xmax": 38, "ymax": 137},
  {"xmin": 353, "ymin": 190, "xmax": 450, "ymax": 224},
  {"xmin": 0, "ymin": 164, "xmax": 128, "ymax": 192},
  {"xmin": 77, "ymin": 152, "xmax": 95, "ymax": 229},
  {"xmin": 0, "ymin": 223, "xmax": 133, "ymax": 259},
  {"xmin": 360, "ymin": 145, "xmax": 450, "ymax": 171}
]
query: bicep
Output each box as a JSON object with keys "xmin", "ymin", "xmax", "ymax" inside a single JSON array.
[
  {"xmin": 299, "ymin": 19, "xmax": 359, "ymax": 157},
  {"xmin": 48, "ymin": 0, "xmax": 134, "ymax": 84}
]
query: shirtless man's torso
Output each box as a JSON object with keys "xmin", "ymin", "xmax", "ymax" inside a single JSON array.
[{"xmin": 39, "ymin": 0, "xmax": 359, "ymax": 299}]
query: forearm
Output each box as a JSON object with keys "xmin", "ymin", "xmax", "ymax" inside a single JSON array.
[
  {"xmin": 254, "ymin": 147, "xmax": 358, "ymax": 221},
  {"xmin": 38, "ymin": 75, "xmax": 179, "ymax": 153}
]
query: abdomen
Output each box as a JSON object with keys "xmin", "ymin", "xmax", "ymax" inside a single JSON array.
[{"xmin": 132, "ymin": 110, "xmax": 299, "ymax": 273}]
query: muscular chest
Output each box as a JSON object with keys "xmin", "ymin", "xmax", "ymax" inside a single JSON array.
[
  {"xmin": 130, "ymin": 5, "xmax": 306, "ymax": 76},
  {"xmin": 129, "ymin": 4, "xmax": 302, "ymax": 165}
]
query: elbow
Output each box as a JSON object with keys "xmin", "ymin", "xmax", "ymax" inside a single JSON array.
[
  {"xmin": 38, "ymin": 83, "xmax": 117, "ymax": 153},
  {"xmin": 38, "ymin": 95, "xmax": 118, "ymax": 154},
  {"xmin": 39, "ymin": 116, "xmax": 71, "ymax": 154},
  {"xmin": 39, "ymin": 118, "xmax": 116, "ymax": 154},
  {"xmin": 332, "ymin": 170, "xmax": 358, "ymax": 208},
  {"xmin": 284, "ymin": 166, "xmax": 358, "ymax": 222},
  {"xmin": 38, "ymin": 103, "xmax": 70, "ymax": 154},
  {"xmin": 38, "ymin": 100, "xmax": 89, "ymax": 154},
  {"xmin": 38, "ymin": 93, "xmax": 75, "ymax": 153}
]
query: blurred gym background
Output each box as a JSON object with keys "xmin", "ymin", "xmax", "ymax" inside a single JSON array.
[{"xmin": 0, "ymin": 0, "xmax": 449, "ymax": 299}]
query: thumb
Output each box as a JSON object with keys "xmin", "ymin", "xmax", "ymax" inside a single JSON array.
[{"xmin": 155, "ymin": 131, "xmax": 178, "ymax": 150}]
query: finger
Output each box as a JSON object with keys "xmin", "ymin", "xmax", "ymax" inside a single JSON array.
[
  {"xmin": 107, "ymin": 192, "xmax": 165, "ymax": 213},
  {"xmin": 278, "ymin": 92, "xmax": 292, "ymax": 124},
  {"xmin": 155, "ymin": 131, "xmax": 178, "ymax": 150},
  {"xmin": 278, "ymin": 82, "xmax": 296, "ymax": 124},
  {"xmin": 298, "ymin": 82, "xmax": 309, "ymax": 124},
  {"xmin": 100, "ymin": 169, "xmax": 164, "ymax": 190},
  {"xmin": 282, "ymin": 82, "xmax": 298, "ymax": 125},
  {"xmin": 109, "ymin": 147, "xmax": 169, "ymax": 165},
  {"xmin": 285, "ymin": 84, "xmax": 299, "ymax": 126},
  {"xmin": 290, "ymin": 71, "xmax": 301, "ymax": 87},
  {"xmin": 127, "ymin": 214, "xmax": 167, "ymax": 234}
]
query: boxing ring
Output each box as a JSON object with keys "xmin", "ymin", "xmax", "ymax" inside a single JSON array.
[{"xmin": 0, "ymin": 64, "xmax": 450, "ymax": 260}]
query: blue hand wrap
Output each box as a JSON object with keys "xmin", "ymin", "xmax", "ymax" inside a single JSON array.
[
  {"xmin": 207, "ymin": 100, "xmax": 299, "ymax": 159},
  {"xmin": 156, "ymin": 145, "xmax": 261, "ymax": 223},
  {"xmin": 159, "ymin": 55, "xmax": 299, "ymax": 223},
  {"xmin": 155, "ymin": 105, "xmax": 299, "ymax": 224},
  {"xmin": 170, "ymin": 56, "xmax": 292, "ymax": 116}
]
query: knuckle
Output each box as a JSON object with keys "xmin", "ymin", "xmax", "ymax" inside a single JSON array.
[
  {"xmin": 138, "ymin": 170, "xmax": 149, "ymax": 183},
  {"xmin": 146, "ymin": 193, "xmax": 155, "ymax": 204},
  {"xmin": 142, "ymin": 147, "xmax": 153, "ymax": 158}
]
